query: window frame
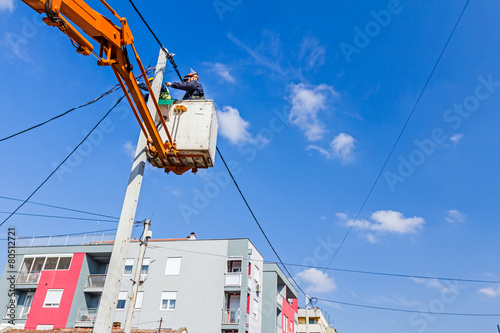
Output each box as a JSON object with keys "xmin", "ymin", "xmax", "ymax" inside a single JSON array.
[
  {"xmin": 43, "ymin": 289, "xmax": 63, "ymax": 308},
  {"xmin": 165, "ymin": 257, "xmax": 182, "ymax": 275},
  {"xmin": 123, "ymin": 258, "xmax": 134, "ymax": 276},
  {"xmin": 116, "ymin": 291, "xmax": 128, "ymax": 310},
  {"xmin": 159, "ymin": 291, "xmax": 177, "ymax": 310}
]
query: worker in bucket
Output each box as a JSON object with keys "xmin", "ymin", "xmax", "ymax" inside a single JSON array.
[
  {"xmin": 165, "ymin": 72, "xmax": 205, "ymax": 100},
  {"xmin": 138, "ymin": 77, "xmax": 171, "ymax": 101}
]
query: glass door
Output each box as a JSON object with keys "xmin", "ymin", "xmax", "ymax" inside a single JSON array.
[{"xmin": 20, "ymin": 292, "xmax": 34, "ymax": 319}]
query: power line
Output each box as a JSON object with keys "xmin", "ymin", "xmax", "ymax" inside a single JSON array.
[
  {"xmin": 216, "ymin": 147, "xmax": 308, "ymax": 299},
  {"xmin": 282, "ymin": 262, "xmax": 500, "ymax": 284},
  {"xmin": 127, "ymin": 0, "xmax": 183, "ymax": 81},
  {"xmin": 0, "ymin": 211, "xmax": 117, "ymax": 223},
  {"xmin": 0, "ymin": 228, "xmax": 118, "ymax": 241},
  {"xmin": 311, "ymin": 0, "xmax": 471, "ymax": 291},
  {"xmin": 0, "ymin": 96, "xmax": 125, "ymax": 228},
  {"xmin": 0, "ymin": 195, "xmax": 119, "ymax": 219},
  {"xmin": 316, "ymin": 297, "xmax": 500, "ymax": 317},
  {"xmin": 0, "ymin": 85, "xmax": 119, "ymax": 143},
  {"xmin": 0, "ymin": 69, "xmax": 154, "ymax": 143},
  {"xmin": 148, "ymin": 244, "xmax": 500, "ymax": 284},
  {"xmin": 0, "ymin": 224, "xmax": 144, "ymax": 242}
]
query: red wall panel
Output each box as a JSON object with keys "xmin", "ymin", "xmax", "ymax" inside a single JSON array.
[{"xmin": 25, "ymin": 253, "xmax": 84, "ymax": 329}]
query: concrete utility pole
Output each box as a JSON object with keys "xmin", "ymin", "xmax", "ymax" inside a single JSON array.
[
  {"xmin": 124, "ymin": 219, "xmax": 152, "ymax": 332},
  {"xmin": 93, "ymin": 50, "xmax": 167, "ymax": 333}
]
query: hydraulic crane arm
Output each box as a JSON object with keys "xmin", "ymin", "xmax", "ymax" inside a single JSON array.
[{"xmin": 22, "ymin": 0, "xmax": 175, "ymax": 160}]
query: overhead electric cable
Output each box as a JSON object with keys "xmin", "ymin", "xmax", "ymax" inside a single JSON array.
[
  {"xmin": 0, "ymin": 96, "xmax": 125, "ymax": 227},
  {"xmin": 316, "ymin": 297, "xmax": 500, "ymax": 317},
  {"xmin": 0, "ymin": 195, "xmax": 119, "ymax": 219},
  {"xmin": 0, "ymin": 69, "xmax": 154, "ymax": 143},
  {"xmin": 311, "ymin": 0, "xmax": 471, "ymax": 291},
  {"xmin": 0, "ymin": 224, "xmax": 143, "ymax": 241},
  {"xmin": 127, "ymin": 0, "xmax": 183, "ymax": 81},
  {"xmin": 0, "ymin": 228, "xmax": 118, "ymax": 241},
  {"xmin": 216, "ymin": 147, "xmax": 308, "ymax": 298},
  {"xmin": 0, "ymin": 211, "xmax": 118, "ymax": 223},
  {"xmin": 281, "ymin": 262, "xmax": 500, "ymax": 284},
  {"xmin": 148, "ymin": 244, "xmax": 500, "ymax": 284}
]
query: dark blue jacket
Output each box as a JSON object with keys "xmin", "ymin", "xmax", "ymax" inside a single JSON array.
[
  {"xmin": 171, "ymin": 81, "xmax": 205, "ymax": 100},
  {"xmin": 138, "ymin": 82, "xmax": 168, "ymax": 94}
]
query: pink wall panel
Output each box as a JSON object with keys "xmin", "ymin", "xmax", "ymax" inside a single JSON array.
[{"xmin": 25, "ymin": 253, "xmax": 84, "ymax": 329}]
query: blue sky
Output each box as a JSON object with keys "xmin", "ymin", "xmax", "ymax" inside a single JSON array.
[{"xmin": 2, "ymin": 0, "xmax": 500, "ymax": 331}]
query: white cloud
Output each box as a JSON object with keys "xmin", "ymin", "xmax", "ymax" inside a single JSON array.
[
  {"xmin": 450, "ymin": 133, "xmax": 463, "ymax": 144},
  {"xmin": 0, "ymin": 0, "xmax": 14, "ymax": 12},
  {"xmin": 295, "ymin": 268, "xmax": 337, "ymax": 293},
  {"xmin": 287, "ymin": 83, "xmax": 337, "ymax": 142},
  {"xmin": 205, "ymin": 62, "xmax": 235, "ymax": 83},
  {"xmin": 227, "ymin": 30, "xmax": 304, "ymax": 81},
  {"xmin": 228, "ymin": 31, "xmax": 288, "ymax": 77},
  {"xmin": 307, "ymin": 133, "xmax": 356, "ymax": 162},
  {"xmin": 479, "ymin": 285, "xmax": 500, "ymax": 297},
  {"xmin": 411, "ymin": 278, "xmax": 457, "ymax": 294},
  {"xmin": 123, "ymin": 141, "xmax": 136, "ymax": 159},
  {"xmin": 217, "ymin": 106, "xmax": 268, "ymax": 146},
  {"xmin": 338, "ymin": 210, "xmax": 425, "ymax": 242},
  {"xmin": 2, "ymin": 33, "xmax": 31, "ymax": 63},
  {"xmin": 299, "ymin": 37, "xmax": 326, "ymax": 71},
  {"xmin": 446, "ymin": 210, "xmax": 466, "ymax": 223}
]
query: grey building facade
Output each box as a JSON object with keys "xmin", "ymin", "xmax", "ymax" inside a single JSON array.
[{"xmin": 0, "ymin": 235, "xmax": 297, "ymax": 333}]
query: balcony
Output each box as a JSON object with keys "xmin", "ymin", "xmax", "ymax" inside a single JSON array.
[
  {"xmin": 222, "ymin": 309, "xmax": 240, "ymax": 325},
  {"xmin": 224, "ymin": 272, "xmax": 242, "ymax": 287},
  {"xmin": 277, "ymin": 293, "xmax": 283, "ymax": 308},
  {"xmin": 16, "ymin": 272, "xmax": 41, "ymax": 285},
  {"xmin": 75, "ymin": 308, "xmax": 97, "ymax": 327},
  {"xmin": 3, "ymin": 306, "xmax": 30, "ymax": 320},
  {"xmin": 84, "ymin": 275, "xmax": 106, "ymax": 292}
]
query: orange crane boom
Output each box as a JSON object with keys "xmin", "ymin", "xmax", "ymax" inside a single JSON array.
[{"xmin": 22, "ymin": 0, "xmax": 176, "ymax": 163}]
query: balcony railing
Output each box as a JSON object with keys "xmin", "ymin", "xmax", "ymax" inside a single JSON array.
[
  {"xmin": 85, "ymin": 274, "xmax": 106, "ymax": 288},
  {"xmin": 76, "ymin": 308, "xmax": 98, "ymax": 323},
  {"xmin": 3, "ymin": 306, "xmax": 30, "ymax": 320},
  {"xmin": 222, "ymin": 309, "xmax": 240, "ymax": 324},
  {"xmin": 16, "ymin": 272, "xmax": 41, "ymax": 284},
  {"xmin": 224, "ymin": 272, "xmax": 242, "ymax": 287},
  {"xmin": 14, "ymin": 233, "xmax": 115, "ymax": 247},
  {"xmin": 277, "ymin": 293, "xmax": 283, "ymax": 306}
]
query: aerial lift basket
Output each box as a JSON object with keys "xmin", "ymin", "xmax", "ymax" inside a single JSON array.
[{"xmin": 147, "ymin": 99, "xmax": 218, "ymax": 174}]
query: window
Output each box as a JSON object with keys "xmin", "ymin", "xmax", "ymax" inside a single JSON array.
[
  {"xmin": 124, "ymin": 259, "xmax": 134, "ymax": 275},
  {"xmin": 227, "ymin": 258, "xmax": 242, "ymax": 273},
  {"xmin": 117, "ymin": 291, "xmax": 127, "ymax": 309},
  {"xmin": 253, "ymin": 265, "xmax": 261, "ymax": 284},
  {"xmin": 165, "ymin": 258, "xmax": 181, "ymax": 275},
  {"xmin": 309, "ymin": 318, "xmax": 318, "ymax": 324},
  {"xmin": 20, "ymin": 257, "xmax": 33, "ymax": 273},
  {"xmin": 141, "ymin": 258, "xmax": 150, "ymax": 277},
  {"xmin": 252, "ymin": 299, "xmax": 258, "ymax": 319},
  {"xmin": 160, "ymin": 292, "xmax": 176, "ymax": 310},
  {"xmin": 44, "ymin": 257, "xmax": 58, "ymax": 270},
  {"xmin": 57, "ymin": 257, "xmax": 72, "ymax": 270},
  {"xmin": 36, "ymin": 325, "xmax": 54, "ymax": 330},
  {"xmin": 43, "ymin": 289, "xmax": 63, "ymax": 308},
  {"xmin": 135, "ymin": 291, "xmax": 144, "ymax": 310},
  {"xmin": 19, "ymin": 256, "xmax": 72, "ymax": 273}
]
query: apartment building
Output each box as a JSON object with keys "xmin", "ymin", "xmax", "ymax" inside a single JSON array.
[
  {"xmin": 297, "ymin": 307, "xmax": 335, "ymax": 333},
  {"xmin": 0, "ymin": 234, "xmax": 298, "ymax": 333}
]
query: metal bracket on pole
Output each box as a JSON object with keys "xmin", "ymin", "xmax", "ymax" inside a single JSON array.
[{"xmin": 93, "ymin": 49, "xmax": 167, "ymax": 333}]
